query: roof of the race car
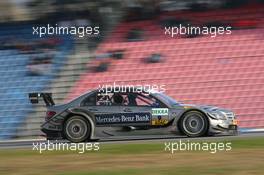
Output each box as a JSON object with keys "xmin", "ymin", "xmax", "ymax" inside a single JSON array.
[
  {"xmin": 74, "ymin": 86, "xmax": 161, "ymax": 101},
  {"xmin": 96, "ymin": 85, "xmax": 159, "ymax": 94}
]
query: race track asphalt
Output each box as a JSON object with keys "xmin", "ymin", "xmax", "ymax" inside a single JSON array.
[{"xmin": 0, "ymin": 131, "xmax": 263, "ymax": 149}]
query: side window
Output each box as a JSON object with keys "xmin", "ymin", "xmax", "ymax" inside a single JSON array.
[
  {"xmin": 136, "ymin": 96, "xmax": 155, "ymax": 106},
  {"xmin": 96, "ymin": 92, "xmax": 129, "ymax": 106},
  {"xmin": 82, "ymin": 92, "xmax": 163, "ymax": 107},
  {"xmin": 125, "ymin": 93, "xmax": 162, "ymax": 107}
]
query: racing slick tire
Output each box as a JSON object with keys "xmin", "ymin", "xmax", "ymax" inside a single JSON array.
[
  {"xmin": 64, "ymin": 115, "xmax": 91, "ymax": 143},
  {"xmin": 179, "ymin": 111, "xmax": 208, "ymax": 137}
]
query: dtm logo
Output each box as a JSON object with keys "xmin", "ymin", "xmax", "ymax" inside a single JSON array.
[{"xmin": 152, "ymin": 108, "xmax": 169, "ymax": 116}]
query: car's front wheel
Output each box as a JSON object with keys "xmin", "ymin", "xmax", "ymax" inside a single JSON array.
[
  {"xmin": 179, "ymin": 111, "xmax": 208, "ymax": 137},
  {"xmin": 64, "ymin": 115, "xmax": 90, "ymax": 143}
]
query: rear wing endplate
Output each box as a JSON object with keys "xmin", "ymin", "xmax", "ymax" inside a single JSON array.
[{"xmin": 29, "ymin": 93, "xmax": 55, "ymax": 106}]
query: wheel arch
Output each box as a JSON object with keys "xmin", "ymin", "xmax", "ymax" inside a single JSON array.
[
  {"xmin": 177, "ymin": 109, "xmax": 209, "ymax": 134},
  {"xmin": 63, "ymin": 108, "xmax": 96, "ymax": 139}
]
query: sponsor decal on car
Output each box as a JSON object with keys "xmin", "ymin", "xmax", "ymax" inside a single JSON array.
[
  {"xmin": 151, "ymin": 118, "xmax": 169, "ymax": 125},
  {"xmin": 95, "ymin": 113, "xmax": 151, "ymax": 125},
  {"xmin": 151, "ymin": 109, "xmax": 169, "ymax": 125},
  {"xmin": 152, "ymin": 108, "xmax": 169, "ymax": 116}
]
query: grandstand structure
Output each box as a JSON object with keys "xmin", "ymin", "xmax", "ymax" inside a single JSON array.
[
  {"xmin": 69, "ymin": 32, "xmax": 264, "ymax": 129},
  {"xmin": 68, "ymin": 4, "xmax": 264, "ymax": 129},
  {"xmin": 0, "ymin": 24, "xmax": 73, "ymax": 139},
  {"xmin": 0, "ymin": 1, "xmax": 263, "ymax": 139}
]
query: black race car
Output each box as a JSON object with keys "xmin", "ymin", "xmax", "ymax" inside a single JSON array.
[{"xmin": 29, "ymin": 86, "xmax": 238, "ymax": 142}]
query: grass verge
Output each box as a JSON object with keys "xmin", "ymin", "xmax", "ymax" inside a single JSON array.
[{"xmin": 0, "ymin": 137, "xmax": 263, "ymax": 175}]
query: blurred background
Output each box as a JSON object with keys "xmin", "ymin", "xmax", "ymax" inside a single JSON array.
[{"xmin": 0, "ymin": 0, "xmax": 263, "ymax": 140}]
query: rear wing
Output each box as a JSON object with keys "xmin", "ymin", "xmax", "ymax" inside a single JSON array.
[{"xmin": 29, "ymin": 93, "xmax": 55, "ymax": 106}]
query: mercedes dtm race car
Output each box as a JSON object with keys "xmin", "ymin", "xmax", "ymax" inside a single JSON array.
[{"xmin": 29, "ymin": 87, "xmax": 238, "ymax": 142}]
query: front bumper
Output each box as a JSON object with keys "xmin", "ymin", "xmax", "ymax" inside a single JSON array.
[{"xmin": 208, "ymin": 117, "xmax": 238, "ymax": 134}]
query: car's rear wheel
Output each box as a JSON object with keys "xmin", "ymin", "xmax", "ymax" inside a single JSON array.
[
  {"xmin": 64, "ymin": 115, "xmax": 90, "ymax": 143},
  {"xmin": 179, "ymin": 111, "xmax": 208, "ymax": 137}
]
